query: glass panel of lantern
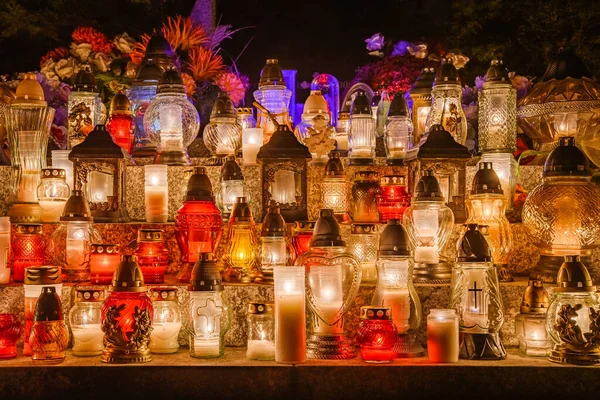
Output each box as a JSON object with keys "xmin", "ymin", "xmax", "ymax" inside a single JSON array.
[
  {"xmin": 223, "ymin": 197, "xmax": 261, "ymax": 283},
  {"xmin": 321, "ymin": 152, "xmax": 350, "ymax": 223},
  {"xmin": 351, "ymin": 171, "xmax": 380, "ymax": 223},
  {"xmin": 106, "ymin": 90, "xmax": 135, "ymax": 154},
  {"xmin": 129, "ymin": 59, "xmax": 162, "ymax": 157},
  {"xmin": 69, "ymin": 124, "xmax": 129, "ymax": 223},
  {"xmin": 5, "ymin": 73, "xmax": 54, "ymax": 223},
  {"xmin": 203, "ymin": 92, "xmax": 242, "ymax": 161},
  {"xmin": 407, "ymin": 68, "xmax": 435, "ymax": 144},
  {"xmin": 256, "ymin": 114, "xmax": 311, "ymax": 222},
  {"xmin": 347, "ymin": 224, "xmax": 379, "ymax": 284},
  {"xmin": 424, "ymin": 58, "xmax": 468, "ymax": 146},
  {"xmin": 311, "ymin": 73, "xmax": 340, "ymax": 127},
  {"xmin": 478, "ymin": 153, "xmax": 517, "ymax": 211},
  {"xmin": 253, "ymin": 59, "xmax": 292, "ymax": 143},
  {"xmin": 384, "ymin": 94, "xmax": 414, "ymax": 165},
  {"xmin": 407, "ymin": 124, "xmax": 471, "ymax": 223},
  {"xmin": 68, "ymin": 65, "xmax": 101, "ymax": 149},
  {"xmin": 514, "ymin": 279, "xmax": 552, "ymax": 357}
]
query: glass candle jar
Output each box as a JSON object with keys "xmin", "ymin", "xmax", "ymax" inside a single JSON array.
[
  {"xmin": 217, "ymin": 157, "xmax": 248, "ymax": 222},
  {"xmin": 348, "ymin": 91, "xmax": 376, "ymax": 164},
  {"xmin": 12, "ymin": 224, "xmax": 45, "ymax": 283},
  {"xmin": 145, "ymin": 164, "xmax": 168, "ymax": 223},
  {"xmin": 106, "ymin": 91, "xmax": 135, "ymax": 154},
  {"xmin": 68, "ymin": 66, "xmax": 101, "ymax": 148},
  {"xmin": 30, "ymin": 286, "xmax": 69, "ymax": 363},
  {"xmin": 347, "ymin": 224, "xmax": 379, "ymax": 284},
  {"xmin": 101, "ymin": 255, "xmax": 153, "ymax": 364},
  {"xmin": 246, "ymin": 302, "xmax": 275, "ymax": 361},
  {"xmin": 37, "ymin": 168, "xmax": 70, "ymax": 223},
  {"xmin": 0, "ymin": 314, "xmax": 21, "ymax": 359},
  {"xmin": 188, "ymin": 254, "xmax": 231, "ymax": 359},
  {"xmin": 134, "ymin": 229, "xmax": 169, "ymax": 284},
  {"xmin": 322, "ymin": 152, "xmax": 350, "ymax": 223},
  {"xmin": 253, "ymin": 59, "xmax": 292, "ymax": 143},
  {"xmin": 291, "ymin": 221, "xmax": 315, "ymax": 260},
  {"xmin": 408, "ymin": 68, "xmax": 435, "ymax": 143},
  {"xmin": 203, "ymin": 93, "xmax": 242, "ymax": 159},
  {"xmin": 515, "ymin": 280, "xmax": 552, "ymax": 357},
  {"xmin": 351, "ymin": 171, "xmax": 380, "ymax": 223},
  {"xmin": 427, "ymin": 309, "xmax": 459, "ymax": 363},
  {"xmin": 90, "ymin": 243, "xmax": 121, "ymax": 285},
  {"xmin": 384, "ymin": 95, "xmax": 414, "ymax": 165},
  {"xmin": 479, "ymin": 153, "xmax": 517, "ymax": 211},
  {"xmin": 223, "ymin": 197, "xmax": 261, "ymax": 283},
  {"xmin": 0, "ymin": 217, "xmax": 10, "ymax": 284},
  {"xmin": 377, "ymin": 175, "xmax": 410, "ymax": 223},
  {"xmin": 273, "ymin": 266, "xmax": 306, "ymax": 364},
  {"xmin": 335, "ymin": 112, "xmax": 350, "ymax": 152},
  {"xmin": 311, "ymin": 73, "xmax": 340, "ymax": 126},
  {"xmin": 23, "ymin": 266, "xmax": 62, "ymax": 357},
  {"xmin": 260, "ymin": 202, "xmax": 293, "ymax": 283},
  {"xmin": 69, "ymin": 285, "xmax": 105, "ymax": 357},
  {"xmin": 51, "ymin": 150, "xmax": 74, "ymax": 191},
  {"xmin": 236, "ymin": 107, "xmax": 257, "ymax": 129},
  {"xmin": 242, "ymin": 128, "xmax": 263, "ymax": 166},
  {"xmin": 130, "ymin": 60, "xmax": 161, "ymax": 156},
  {"xmin": 357, "ymin": 306, "xmax": 397, "ymax": 363},
  {"xmin": 149, "ymin": 286, "xmax": 182, "ymax": 354}
]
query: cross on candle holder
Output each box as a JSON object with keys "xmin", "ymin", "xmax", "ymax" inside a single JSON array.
[
  {"xmin": 468, "ymin": 281, "xmax": 482, "ymax": 310},
  {"xmin": 196, "ymin": 298, "xmax": 223, "ymax": 334}
]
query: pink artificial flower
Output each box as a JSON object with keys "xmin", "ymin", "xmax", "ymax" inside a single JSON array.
[{"xmin": 215, "ymin": 72, "xmax": 247, "ymax": 105}]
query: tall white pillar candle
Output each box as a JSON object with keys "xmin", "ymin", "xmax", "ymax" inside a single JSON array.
[
  {"xmin": 274, "ymin": 266, "xmax": 306, "ymax": 364},
  {"xmin": 145, "ymin": 164, "xmax": 168, "ymax": 223}
]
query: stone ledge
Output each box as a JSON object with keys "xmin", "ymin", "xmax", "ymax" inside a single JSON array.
[{"xmin": 0, "ymin": 348, "xmax": 598, "ymax": 400}]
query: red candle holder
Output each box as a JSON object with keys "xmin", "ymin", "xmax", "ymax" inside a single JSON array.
[
  {"xmin": 377, "ymin": 175, "xmax": 411, "ymax": 223},
  {"xmin": 106, "ymin": 91, "xmax": 135, "ymax": 154},
  {"xmin": 0, "ymin": 314, "xmax": 21, "ymax": 359},
  {"xmin": 134, "ymin": 229, "xmax": 169, "ymax": 284},
  {"xmin": 12, "ymin": 224, "xmax": 45, "ymax": 282},
  {"xmin": 357, "ymin": 306, "xmax": 397, "ymax": 363},
  {"xmin": 291, "ymin": 221, "xmax": 315, "ymax": 260},
  {"xmin": 90, "ymin": 244, "xmax": 121, "ymax": 284}
]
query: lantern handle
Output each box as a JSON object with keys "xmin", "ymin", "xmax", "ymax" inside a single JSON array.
[{"xmin": 252, "ymin": 101, "xmax": 280, "ymax": 128}]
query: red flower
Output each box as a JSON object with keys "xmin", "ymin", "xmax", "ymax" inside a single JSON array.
[
  {"xmin": 72, "ymin": 27, "xmax": 114, "ymax": 54},
  {"xmin": 40, "ymin": 47, "xmax": 70, "ymax": 68}
]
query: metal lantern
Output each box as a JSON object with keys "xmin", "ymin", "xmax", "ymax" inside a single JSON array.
[
  {"xmin": 424, "ymin": 59, "xmax": 468, "ymax": 146},
  {"xmin": 203, "ymin": 92, "xmax": 242, "ymax": 161},
  {"xmin": 256, "ymin": 105, "xmax": 311, "ymax": 222},
  {"xmin": 68, "ymin": 65, "xmax": 101, "ymax": 148},
  {"xmin": 253, "ymin": 59, "xmax": 292, "ymax": 143},
  {"xmin": 143, "ymin": 68, "xmax": 200, "ymax": 165},
  {"xmin": 384, "ymin": 94, "xmax": 414, "ymax": 165},
  {"xmin": 408, "ymin": 124, "xmax": 471, "ymax": 223},
  {"xmin": 216, "ymin": 156, "xmax": 248, "ymax": 221},
  {"xmin": 69, "ymin": 124, "xmax": 130, "ymax": 223},
  {"xmin": 407, "ymin": 68, "xmax": 435, "ymax": 143},
  {"xmin": 5, "ymin": 73, "xmax": 54, "ymax": 223}
]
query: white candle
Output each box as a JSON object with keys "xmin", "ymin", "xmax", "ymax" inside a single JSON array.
[
  {"xmin": 415, "ymin": 245, "xmax": 440, "ymax": 264},
  {"xmin": 145, "ymin": 165, "xmax": 168, "ymax": 223},
  {"xmin": 216, "ymin": 144, "xmax": 235, "ymax": 156},
  {"xmin": 274, "ymin": 266, "xmax": 306, "ymax": 364},
  {"xmin": 39, "ymin": 199, "xmax": 67, "ymax": 222},
  {"xmin": 193, "ymin": 338, "xmax": 220, "ymax": 357},
  {"xmin": 247, "ymin": 340, "xmax": 275, "ymax": 360},
  {"xmin": 71, "ymin": 324, "xmax": 103, "ymax": 356},
  {"xmin": 18, "ymin": 171, "xmax": 40, "ymax": 203},
  {"xmin": 242, "ymin": 128, "xmax": 263, "ymax": 166},
  {"xmin": 149, "ymin": 322, "xmax": 182, "ymax": 353},
  {"xmin": 382, "ymin": 290, "xmax": 411, "ymax": 334},
  {"xmin": 335, "ymin": 134, "xmax": 348, "ymax": 151},
  {"xmin": 427, "ymin": 309, "xmax": 459, "ymax": 363}
]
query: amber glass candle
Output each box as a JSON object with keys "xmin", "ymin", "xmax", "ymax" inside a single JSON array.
[
  {"xmin": 90, "ymin": 244, "xmax": 121, "ymax": 284},
  {"xmin": 11, "ymin": 224, "xmax": 45, "ymax": 282}
]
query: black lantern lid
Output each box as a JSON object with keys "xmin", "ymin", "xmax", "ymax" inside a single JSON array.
[
  {"xmin": 410, "ymin": 67, "xmax": 435, "ymax": 94},
  {"xmin": 371, "ymin": 91, "xmax": 381, "ymax": 107},
  {"xmin": 555, "ymin": 255, "xmax": 595, "ymax": 292},
  {"xmin": 542, "ymin": 48, "xmax": 591, "ymax": 81},
  {"xmin": 157, "ymin": 67, "xmax": 185, "ymax": 95},
  {"xmin": 378, "ymin": 219, "xmax": 410, "ymax": 256},
  {"xmin": 110, "ymin": 91, "xmax": 132, "ymax": 115},
  {"xmin": 543, "ymin": 136, "xmax": 590, "ymax": 177},
  {"xmin": 110, "ymin": 255, "xmax": 146, "ymax": 292},
  {"xmin": 471, "ymin": 162, "xmax": 504, "ymax": 195},
  {"xmin": 211, "ymin": 92, "xmax": 236, "ymax": 119},
  {"xmin": 324, "ymin": 151, "xmax": 346, "ymax": 177},
  {"xmin": 457, "ymin": 224, "xmax": 491, "ymax": 263},
  {"xmin": 190, "ymin": 253, "xmax": 223, "ymax": 292},
  {"xmin": 221, "ymin": 156, "xmax": 244, "ymax": 181},
  {"xmin": 134, "ymin": 59, "xmax": 162, "ymax": 83},
  {"xmin": 61, "ymin": 190, "xmax": 93, "ymax": 222},
  {"xmin": 33, "ymin": 286, "xmax": 64, "ymax": 322},
  {"xmin": 414, "ymin": 171, "xmax": 444, "ymax": 202},
  {"xmin": 185, "ymin": 167, "xmax": 214, "ymax": 201},
  {"xmin": 417, "ymin": 124, "xmax": 471, "ymax": 159},
  {"xmin": 144, "ymin": 29, "xmax": 177, "ymax": 67},
  {"xmin": 72, "ymin": 65, "xmax": 98, "ymax": 93},
  {"xmin": 259, "ymin": 59, "xmax": 285, "ymax": 87},
  {"xmin": 256, "ymin": 124, "xmax": 311, "ymax": 160},
  {"xmin": 483, "ymin": 60, "xmax": 510, "ymax": 88},
  {"xmin": 433, "ymin": 58, "xmax": 460, "ymax": 86},
  {"xmin": 350, "ymin": 90, "xmax": 371, "ymax": 116},
  {"xmin": 388, "ymin": 94, "xmax": 409, "ymax": 117},
  {"xmin": 69, "ymin": 124, "xmax": 125, "ymax": 159},
  {"xmin": 310, "ymin": 209, "xmax": 345, "ymax": 247},
  {"xmin": 230, "ymin": 197, "xmax": 253, "ymax": 222},
  {"xmin": 261, "ymin": 201, "xmax": 286, "ymax": 237}
]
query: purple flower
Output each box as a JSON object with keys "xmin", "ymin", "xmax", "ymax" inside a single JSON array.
[
  {"xmin": 475, "ymin": 75, "xmax": 485, "ymax": 91},
  {"xmin": 391, "ymin": 41, "xmax": 410, "ymax": 57},
  {"xmin": 365, "ymin": 33, "xmax": 385, "ymax": 52}
]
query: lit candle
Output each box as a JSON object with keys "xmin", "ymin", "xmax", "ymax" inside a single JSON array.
[
  {"xmin": 310, "ymin": 265, "xmax": 344, "ymax": 336},
  {"xmin": 335, "ymin": 133, "xmax": 348, "ymax": 151},
  {"xmin": 39, "ymin": 200, "xmax": 67, "ymax": 222},
  {"xmin": 427, "ymin": 309, "xmax": 459, "ymax": 363},
  {"xmin": 90, "ymin": 244, "xmax": 121, "ymax": 285},
  {"xmin": 18, "ymin": 170, "xmax": 40, "ymax": 203},
  {"xmin": 382, "ymin": 289, "xmax": 411, "ymax": 333},
  {"xmin": 271, "ymin": 170, "xmax": 297, "ymax": 204},
  {"xmin": 71, "ymin": 324, "xmax": 104, "ymax": 356},
  {"xmin": 52, "ymin": 150, "xmax": 74, "ymax": 191},
  {"xmin": 242, "ymin": 128, "xmax": 263, "ymax": 166},
  {"xmin": 0, "ymin": 217, "xmax": 10, "ymax": 284},
  {"xmin": 145, "ymin": 165, "xmax": 168, "ymax": 223},
  {"xmin": 412, "ymin": 208, "xmax": 440, "ymax": 264},
  {"xmin": 66, "ymin": 222, "xmax": 88, "ymax": 269},
  {"xmin": 192, "ymin": 338, "xmax": 221, "ymax": 357},
  {"xmin": 247, "ymin": 340, "xmax": 276, "ymax": 360},
  {"xmin": 150, "ymin": 322, "xmax": 182, "ymax": 353},
  {"xmin": 274, "ymin": 266, "xmax": 306, "ymax": 364}
]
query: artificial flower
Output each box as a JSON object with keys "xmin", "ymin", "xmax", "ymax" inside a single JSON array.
[
  {"xmin": 300, "ymin": 80, "xmax": 311, "ymax": 90},
  {"xmin": 40, "ymin": 59, "xmax": 60, "ymax": 84},
  {"xmin": 462, "ymin": 101, "xmax": 478, "ymax": 123},
  {"xmin": 407, "ymin": 42, "xmax": 428, "ymax": 59},
  {"xmin": 181, "ymin": 72, "xmax": 197, "ymax": 97},
  {"xmin": 462, "ymin": 85, "xmax": 478, "ymax": 104},
  {"xmin": 446, "ymin": 52, "xmax": 470, "ymax": 69},
  {"xmin": 215, "ymin": 72, "xmax": 246, "ymax": 105},
  {"xmin": 508, "ymin": 72, "xmax": 532, "ymax": 99},
  {"xmin": 50, "ymin": 124, "xmax": 68, "ymax": 150},
  {"xmin": 475, "ymin": 75, "xmax": 485, "ymax": 91},
  {"xmin": 70, "ymin": 43, "xmax": 93, "ymax": 62},
  {"xmin": 113, "ymin": 33, "xmax": 136, "ymax": 54},
  {"xmin": 391, "ymin": 41, "xmax": 410, "ymax": 57},
  {"xmin": 125, "ymin": 61, "xmax": 138, "ymax": 79},
  {"xmin": 365, "ymin": 33, "xmax": 385, "ymax": 52},
  {"xmin": 55, "ymin": 58, "xmax": 79, "ymax": 80},
  {"xmin": 72, "ymin": 26, "xmax": 114, "ymax": 53},
  {"xmin": 40, "ymin": 47, "xmax": 70, "ymax": 68},
  {"xmin": 92, "ymin": 52, "xmax": 112, "ymax": 73},
  {"xmin": 130, "ymin": 34, "xmax": 150, "ymax": 65},
  {"xmin": 162, "ymin": 15, "xmax": 208, "ymax": 51},
  {"xmin": 187, "ymin": 47, "xmax": 224, "ymax": 81}
]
